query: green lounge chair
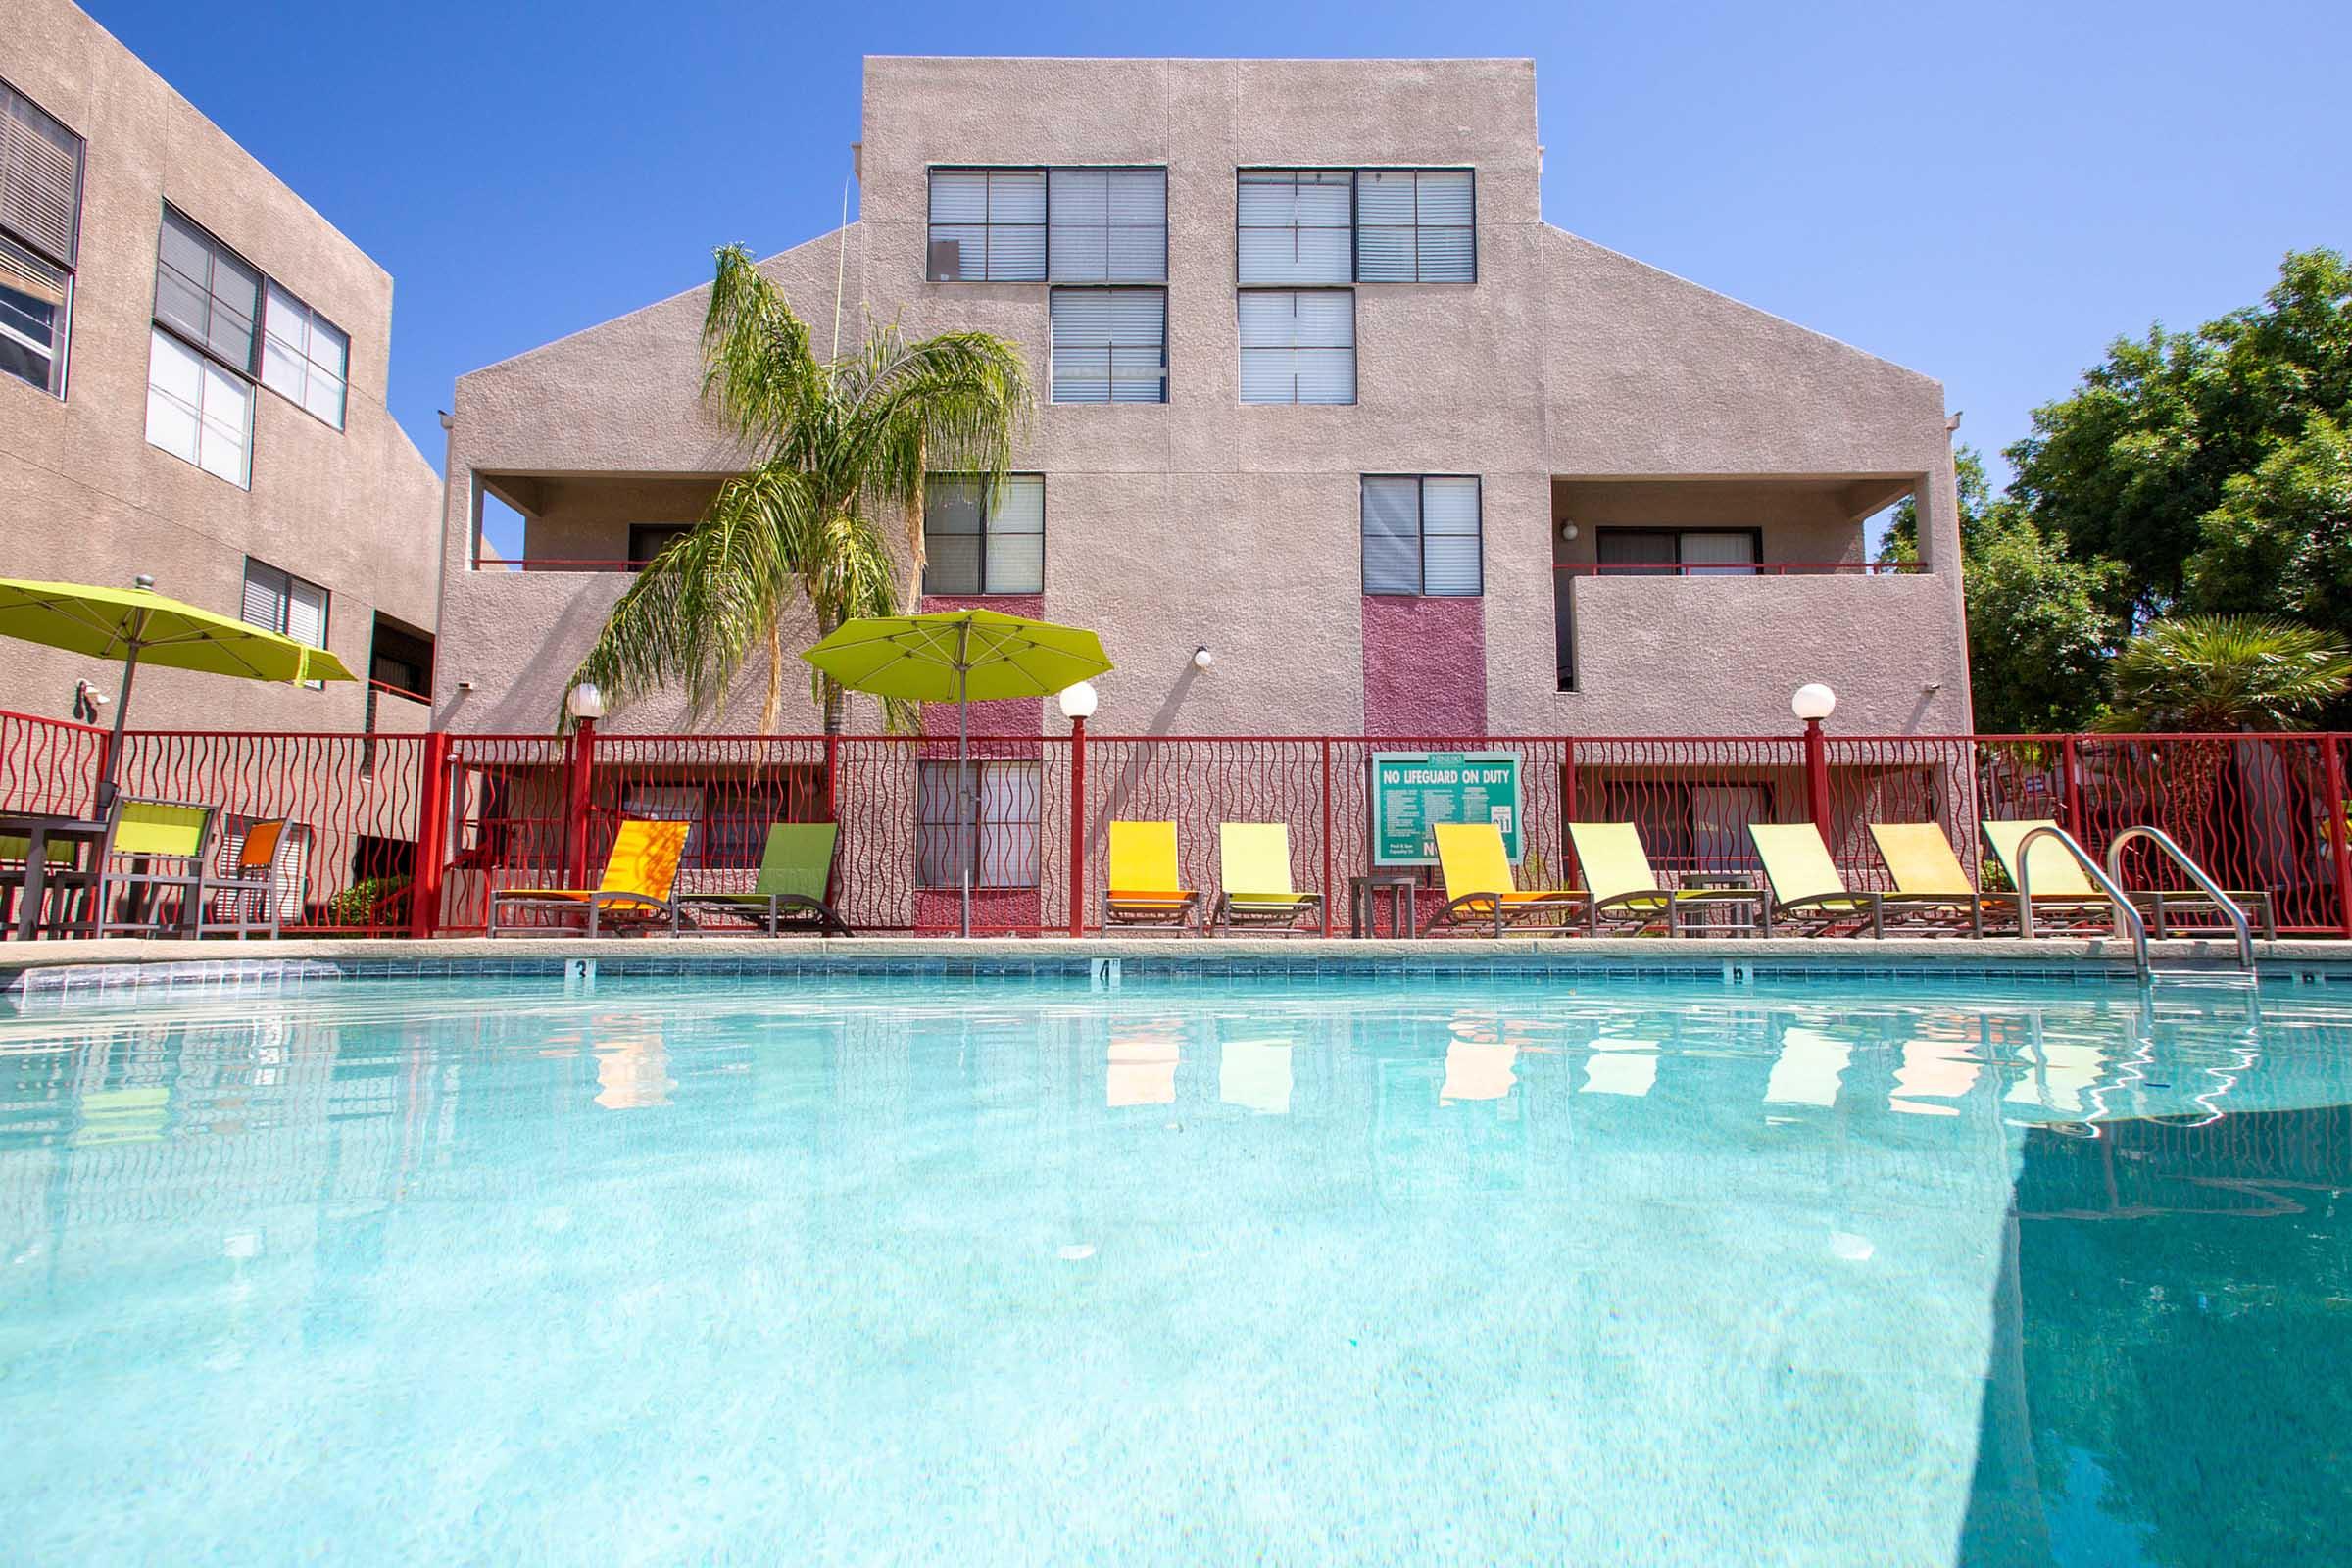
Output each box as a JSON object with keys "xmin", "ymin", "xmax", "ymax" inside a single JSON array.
[
  {"xmin": 1208, "ymin": 822, "xmax": 1323, "ymax": 935},
  {"xmin": 94, "ymin": 799, "xmax": 218, "ymax": 938},
  {"xmin": 1979, "ymin": 818, "xmax": 2273, "ymax": 939},
  {"xmin": 1566, "ymin": 821, "xmax": 1763, "ymax": 936},
  {"xmin": 677, "ymin": 822, "xmax": 854, "ymax": 936}
]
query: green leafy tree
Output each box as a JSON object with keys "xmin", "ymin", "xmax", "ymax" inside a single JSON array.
[
  {"xmin": 1965, "ymin": 512, "xmax": 2124, "ymax": 733},
  {"xmin": 2184, "ymin": 411, "xmax": 2352, "ymax": 628},
  {"xmin": 2100, "ymin": 614, "xmax": 2352, "ymax": 732},
  {"xmin": 2004, "ymin": 248, "xmax": 2352, "ymax": 624},
  {"xmin": 564, "ymin": 245, "xmax": 1034, "ymax": 732}
]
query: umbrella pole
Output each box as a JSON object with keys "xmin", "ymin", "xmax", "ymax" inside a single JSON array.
[
  {"xmin": 97, "ymin": 644, "xmax": 140, "ymax": 816},
  {"xmin": 957, "ymin": 620, "xmax": 972, "ymax": 939}
]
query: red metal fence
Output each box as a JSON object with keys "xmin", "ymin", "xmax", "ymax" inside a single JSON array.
[{"xmin": 7, "ymin": 707, "xmax": 2352, "ymax": 939}]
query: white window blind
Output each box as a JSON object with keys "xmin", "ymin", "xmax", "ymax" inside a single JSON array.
[
  {"xmin": 1238, "ymin": 290, "xmax": 1354, "ymax": 404},
  {"xmin": 0, "ymin": 79, "xmax": 83, "ymax": 268},
  {"xmin": 922, "ymin": 474, "xmax": 1045, "ymax": 595},
  {"xmin": 927, "ymin": 169, "xmax": 1046, "ymax": 281},
  {"xmin": 0, "ymin": 231, "xmax": 68, "ymax": 395},
  {"xmin": 1237, "ymin": 171, "xmax": 1352, "ymax": 285},
  {"xmin": 155, "ymin": 208, "xmax": 260, "ymax": 371},
  {"xmin": 241, "ymin": 557, "xmax": 328, "ymax": 643},
  {"xmin": 146, "ymin": 328, "xmax": 252, "ymax": 486},
  {"xmin": 1356, "ymin": 170, "xmax": 1474, "ymax": 282},
  {"xmin": 1048, "ymin": 168, "xmax": 1166, "ymax": 282},
  {"xmin": 917, "ymin": 760, "xmax": 1042, "ymax": 887},
  {"xmin": 1049, "ymin": 288, "xmax": 1166, "ymax": 404},
  {"xmin": 1679, "ymin": 531, "xmax": 1759, "ymax": 575},
  {"xmin": 1361, "ymin": 475, "xmax": 1483, "ymax": 596},
  {"xmin": 262, "ymin": 282, "xmax": 350, "ymax": 428}
]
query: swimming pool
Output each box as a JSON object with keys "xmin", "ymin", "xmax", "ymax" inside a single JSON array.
[{"xmin": 2, "ymin": 973, "xmax": 2346, "ymax": 1564}]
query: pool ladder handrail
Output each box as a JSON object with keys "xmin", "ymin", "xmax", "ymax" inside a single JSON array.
[
  {"xmin": 2011, "ymin": 823, "xmax": 2149, "ymax": 984},
  {"xmin": 2103, "ymin": 824, "xmax": 2256, "ymax": 972}
]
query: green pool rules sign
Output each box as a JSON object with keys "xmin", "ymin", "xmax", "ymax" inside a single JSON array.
[{"xmin": 1369, "ymin": 751, "xmax": 1524, "ymax": 865}]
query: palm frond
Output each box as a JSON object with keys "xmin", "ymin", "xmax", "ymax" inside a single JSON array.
[
  {"xmin": 2101, "ymin": 614, "xmax": 2352, "ymax": 731},
  {"xmin": 701, "ymin": 245, "xmax": 829, "ymax": 456}
]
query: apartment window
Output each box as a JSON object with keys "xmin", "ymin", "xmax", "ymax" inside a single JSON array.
[
  {"xmin": 145, "ymin": 328, "xmax": 252, "ymax": 486},
  {"xmin": 156, "ymin": 207, "xmax": 261, "ymax": 371},
  {"xmin": 1049, "ymin": 288, "xmax": 1166, "ymax": 404},
  {"xmin": 1237, "ymin": 171, "xmax": 1352, "ymax": 285},
  {"xmin": 917, "ymin": 760, "xmax": 1042, "ymax": 888},
  {"xmin": 242, "ymin": 557, "xmax": 328, "ymax": 688},
  {"xmin": 1047, "ymin": 168, "xmax": 1166, "ymax": 282},
  {"xmin": 1238, "ymin": 290, "xmax": 1354, "ymax": 404},
  {"xmin": 628, "ymin": 524, "xmax": 693, "ymax": 566},
  {"xmin": 1238, "ymin": 169, "xmax": 1476, "ymax": 284},
  {"xmin": 1594, "ymin": 528, "xmax": 1761, "ymax": 576},
  {"xmin": 261, "ymin": 282, "xmax": 349, "ymax": 428},
  {"xmin": 1362, "ymin": 476, "xmax": 1483, "ymax": 596},
  {"xmin": 922, "ymin": 475, "xmax": 1045, "ymax": 595},
  {"xmin": 0, "ymin": 78, "xmax": 84, "ymax": 397},
  {"xmin": 1355, "ymin": 170, "xmax": 1474, "ymax": 282},
  {"xmin": 927, "ymin": 169, "xmax": 1046, "ymax": 281}
]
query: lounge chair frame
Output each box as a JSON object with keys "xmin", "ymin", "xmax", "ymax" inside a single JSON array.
[
  {"xmin": 673, "ymin": 822, "xmax": 855, "ymax": 937},
  {"xmin": 489, "ymin": 819, "xmax": 690, "ymax": 939}
]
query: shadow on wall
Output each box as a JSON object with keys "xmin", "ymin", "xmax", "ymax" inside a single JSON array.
[{"xmin": 1091, "ymin": 654, "xmax": 1207, "ymax": 852}]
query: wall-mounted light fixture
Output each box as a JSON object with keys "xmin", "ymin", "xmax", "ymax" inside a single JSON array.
[{"xmin": 1193, "ymin": 646, "xmax": 1214, "ymax": 671}]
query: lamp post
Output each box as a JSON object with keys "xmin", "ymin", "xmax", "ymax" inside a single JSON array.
[
  {"xmin": 1791, "ymin": 683, "xmax": 1836, "ymax": 840},
  {"xmin": 564, "ymin": 683, "xmax": 605, "ymax": 887},
  {"xmin": 1059, "ymin": 681, "xmax": 1098, "ymax": 937}
]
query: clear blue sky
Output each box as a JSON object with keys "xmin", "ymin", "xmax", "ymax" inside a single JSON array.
[{"xmin": 84, "ymin": 0, "xmax": 2348, "ymax": 557}]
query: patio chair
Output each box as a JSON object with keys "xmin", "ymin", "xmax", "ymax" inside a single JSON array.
[
  {"xmin": 93, "ymin": 800, "xmax": 218, "ymax": 938},
  {"xmin": 1425, "ymin": 821, "xmax": 1585, "ymax": 936},
  {"xmin": 1746, "ymin": 823, "xmax": 1883, "ymax": 937},
  {"xmin": 0, "ymin": 829, "xmax": 95, "ymax": 938},
  {"xmin": 1565, "ymin": 821, "xmax": 1764, "ymax": 936},
  {"xmin": 1980, "ymin": 818, "xmax": 2274, "ymax": 939},
  {"xmin": 1208, "ymin": 823, "xmax": 1323, "ymax": 936},
  {"xmin": 675, "ymin": 822, "xmax": 853, "ymax": 936},
  {"xmin": 1101, "ymin": 821, "xmax": 1200, "ymax": 934},
  {"xmin": 198, "ymin": 818, "xmax": 290, "ymax": 939},
  {"xmin": 488, "ymin": 819, "xmax": 690, "ymax": 937}
]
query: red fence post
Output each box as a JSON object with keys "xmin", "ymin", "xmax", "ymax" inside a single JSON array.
[
  {"xmin": 2325, "ymin": 735, "xmax": 2352, "ymax": 939},
  {"xmin": 2062, "ymin": 735, "xmax": 2084, "ymax": 843},
  {"xmin": 1803, "ymin": 718, "xmax": 1831, "ymax": 839},
  {"xmin": 1319, "ymin": 738, "xmax": 1335, "ymax": 937},
  {"xmin": 409, "ymin": 730, "xmax": 452, "ymax": 939},
  {"xmin": 1067, "ymin": 716, "xmax": 1088, "ymax": 937},
  {"xmin": 564, "ymin": 718, "xmax": 598, "ymax": 887},
  {"xmin": 1561, "ymin": 737, "xmax": 1580, "ymax": 885}
]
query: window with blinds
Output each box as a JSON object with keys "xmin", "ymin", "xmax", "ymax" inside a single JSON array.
[
  {"xmin": 0, "ymin": 79, "xmax": 83, "ymax": 397},
  {"xmin": 916, "ymin": 760, "xmax": 1042, "ymax": 888},
  {"xmin": 1594, "ymin": 528, "xmax": 1760, "ymax": 576},
  {"xmin": 1047, "ymin": 168, "xmax": 1166, "ymax": 282},
  {"xmin": 145, "ymin": 328, "xmax": 252, "ymax": 487},
  {"xmin": 261, "ymin": 282, "xmax": 349, "ymax": 428},
  {"xmin": 1237, "ymin": 168, "xmax": 1476, "ymax": 284},
  {"xmin": 241, "ymin": 558, "xmax": 328, "ymax": 642},
  {"xmin": 1049, "ymin": 288, "xmax": 1166, "ymax": 404},
  {"xmin": 1361, "ymin": 475, "xmax": 1483, "ymax": 596},
  {"xmin": 1, "ymin": 78, "xmax": 83, "ymax": 268},
  {"xmin": 156, "ymin": 207, "xmax": 261, "ymax": 372},
  {"xmin": 927, "ymin": 169, "xmax": 1046, "ymax": 281},
  {"xmin": 1238, "ymin": 290, "xmax": 1354, "ymax": 404},
  {"xmin": 923, "ymin": 475, "xmax": 1045, "ymax": 594}
]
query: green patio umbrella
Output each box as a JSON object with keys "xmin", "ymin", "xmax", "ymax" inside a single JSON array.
[
  {"xmin": 803, "ymin": 608, "xmax": 1112, "ymax": 936},
  {"xmin": 0, "ymin": 574, "xmax": 356, "ymax": 809}
]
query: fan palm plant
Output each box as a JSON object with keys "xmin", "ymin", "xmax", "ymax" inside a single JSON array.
[
  {"xmin": 2100, "ymin": 615, "xmax": 2352, "ymax": 733},
  {"xmin": 563, "ymin": 245, "xmax": 1034, "ymax": 732}
]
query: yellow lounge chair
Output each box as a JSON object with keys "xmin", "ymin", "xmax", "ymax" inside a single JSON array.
[
  {"xmin": 93, "ymin": 799, "xmax": 218, "ymax": 938},
  {"xmin": 1209, "ymin": 823, "xmax": 1323, "ymax": 936},
  {"xmin": 1427, "ymin": 821, "xmax": 1585, "ymax": 936},
  {"xmin": 1866, "ymin": 822, "xmax": 2000, "ymax": 935},
  {"xmin": 1565, "ymin": 821, "xmax": 1763, "ymax": 936},
  {"xmin": 1747, "ymin": 823, "xmax": 1883, "ymax": 937},
  {"xmin": 1102, "ymin": 821, "xmax": 1200, "ymax": 934},
  {"xmin": 489, "ymin": 819, "xmax": 690, "ymax": 937},
  {"xmin": 1979, "ymin": 818, "xmax": 2273, "ymax": 939}
]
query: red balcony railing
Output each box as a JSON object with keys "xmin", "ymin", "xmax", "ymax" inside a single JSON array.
[
  {"xmin": 473, "ymin": 559, "xmax": 654, "ymax": 573},
  {"xmin": 1553, "ymin": 561, "xmax": 1925, "ymax": 576}
]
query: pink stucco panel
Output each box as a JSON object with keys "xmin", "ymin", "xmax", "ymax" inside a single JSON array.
[{"xmin": 1360, "ymin": 596, "xmax": 1488, "ymax": 737}]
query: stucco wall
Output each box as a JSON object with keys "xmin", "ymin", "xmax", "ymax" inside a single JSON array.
[
  {"xmin": 434, "ymin": 56, "xmax": 1970, "ymax": 743},
  {"xmin": 0, "ymin": 0, "xmax": 442, "ymax": 734}
]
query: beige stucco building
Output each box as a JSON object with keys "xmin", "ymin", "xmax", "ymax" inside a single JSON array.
[
  {"xmin": 0, "ymin": 0, "xmax": 441, "ymax": 737},
  {"xmin": 437, "ymin": 56, "xmax": 1969, "ymax": 746}
]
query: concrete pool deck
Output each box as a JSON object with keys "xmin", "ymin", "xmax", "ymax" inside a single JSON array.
[{"xmin": 4, "ymin": 933, "xmax": 2347, "ymax": 1005}]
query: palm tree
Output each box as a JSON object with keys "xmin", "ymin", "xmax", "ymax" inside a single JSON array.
[
  {"xmin": 563, "ymin": 245, "xmax": 1034, "ymax": 732},
  {"xmin": 2100, "ymin": 615, "xmax": 2352, "ymax": 732}
]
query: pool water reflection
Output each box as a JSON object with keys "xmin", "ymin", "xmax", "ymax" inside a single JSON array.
[{"xmin": 0, "ymin": 977, "xmax": 2345, "ymax": 1565}]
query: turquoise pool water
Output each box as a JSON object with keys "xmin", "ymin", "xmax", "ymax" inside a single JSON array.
[{"xmin": 2, "ymin": 975, "xmax": 2347, "ymax": 1564}]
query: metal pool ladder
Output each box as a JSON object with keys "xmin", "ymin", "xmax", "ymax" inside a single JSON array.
[{"xmin": 2011, "ymin": 823, "xmax": 2254, "ymax": 985}]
